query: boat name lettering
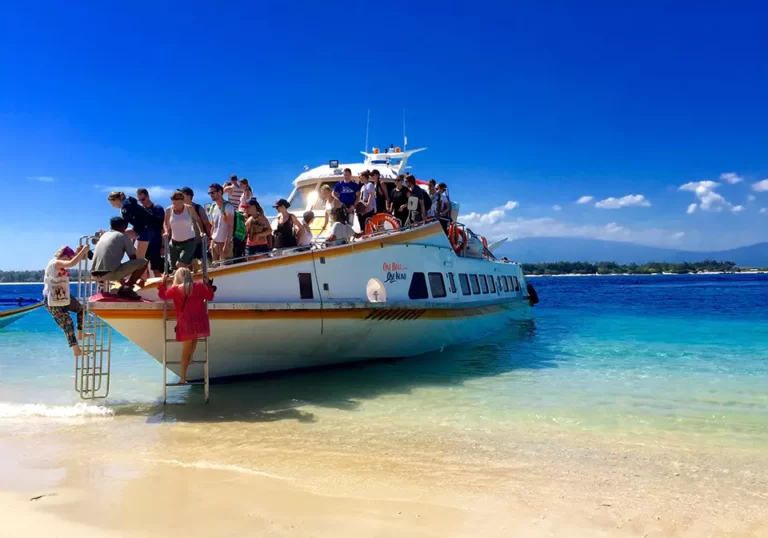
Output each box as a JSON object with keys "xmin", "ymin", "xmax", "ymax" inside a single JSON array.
[
  {"xmin": 382, "ymin": 262, "xmax": 407, "ymax": 272},
  {"xmin": 383, "ymin": 263, "xmax": 408, "ymax": 284}
]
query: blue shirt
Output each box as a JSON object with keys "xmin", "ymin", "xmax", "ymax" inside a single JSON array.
[{"xmin": 333, "ymin": 180, "xmax": 361, "ymax": 207}]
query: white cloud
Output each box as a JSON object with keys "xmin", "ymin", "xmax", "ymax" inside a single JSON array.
[
  {"xmin": 99, "ymin": 185, "xmax": 177, "ymax": 199},
  {"xmin": 686, "ymin": 203, "xmax": 697, "ymax": 214},
  {"xmin": 462, "ymin": 200, "xmax": 519, "ymax": 226},
  {"xmin": 552, "ymin": 204, "xmax": 562, "ymax": 212},
  {"xmin": 761, "ymin": 208, "xmax": 767, "ymax": 214},
  {"xmin": 594, "ymin": 194, "xmax": 651, "ymax": 209},
  {"xmin": 576, "ymin": 196, "xmax": 594, "ymax": 204},
  {"xmin": 720, "ymin": 172, "xmax": 743, "ymax": 184},
  {"xmin": 461, "ymin": 211, "xmax": 685, "ymax": 248},
  {"xmin": 752, "ymin": 179, "xmax": 768, "ymax": 192},
  {"xmin": 748, "ymin": 194, "xmax": 757, "ymax": 202},
  {"xmin": 28, "ymin": 176, "xmax": 56, "ymax": 183},
  {"xmin": 680, "ymin": 180, "xmax": 742, "ymax": 213}
]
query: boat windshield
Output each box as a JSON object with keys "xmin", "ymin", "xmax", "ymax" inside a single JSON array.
[{"xmin": 288, "ymin": 185, "xmax": 319, "ymax": 211}]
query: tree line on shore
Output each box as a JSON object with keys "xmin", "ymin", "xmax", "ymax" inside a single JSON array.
[
  {"xmin": 0, "ymin": 260, "xmax": 763, "ymax": 282},
  {"xmin": 519, "ymin": 260, "xmax": 756, "ymax": 275},
  {"xmin": 0, "ymin": 270, "xmax": 89, "ymax": 283}
]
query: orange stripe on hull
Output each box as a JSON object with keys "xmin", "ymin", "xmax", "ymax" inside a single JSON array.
[{"xmin": 94, "ymin": 302, "xmax": 513, "ymax": 321}]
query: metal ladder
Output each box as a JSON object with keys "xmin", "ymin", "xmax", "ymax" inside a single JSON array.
[
  {"xmin": 162, "ymin": 235, "xmax": 210, "ymax": 404},
  {"xmin": 74, "ymin": 235, "xmax": 112, "ymax": 400}
]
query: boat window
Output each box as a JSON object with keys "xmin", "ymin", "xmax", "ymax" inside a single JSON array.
[
  {"xmin": 513, "ymin": 276, "xmax": 521, "ymax": 292},
  {"xmin": 298, "ymin": 273, "xmax": 314, "ymax": 299},
  {"xmin": 479, "ymin": 275, "xmax": 489, "ymax": 294},
  {"xmin": 409, "ymin": 272, "xmax": 429, "ymax": 300},
  {"xmin": 447, "ymin": 272, "xmax": 457, "ymax": 294},
  {"xmin": 501, "ymin": 276, "xmax": 509, "ymax": 292},
  {"xmin": 507, "ymin": 276, "xmax": 516, "ymax": 292},
  {"xmin": 428, "ymin": 272, "xmax": 447, "ymax": 298},
  {"xmin": 288, "ymin": 184, "xmax": 319, "ymax": 211},
  {"xmin": 488, "ymin": 275, "xmax": 496, "ymax": 293},
  {"xmin": 469, "ymin": 274, "xmax": 480, "ymax": 294},
  {"xmin": 459, "ymin": 273, "xmax": 471, "ymax": 296}
]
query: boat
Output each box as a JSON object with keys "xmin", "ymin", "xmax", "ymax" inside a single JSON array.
[
  {"xmin": 0, "ymin": 302, "xmax": 44, "ymax": 330},
  {"xmin": 83, "ymin": 147, "xmax": 537, "ymax": 385}
]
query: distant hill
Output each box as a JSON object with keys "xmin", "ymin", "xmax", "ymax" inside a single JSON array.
[{"xmin": 496, "ymin": 238, "xmax": 768, "ymax": 267}]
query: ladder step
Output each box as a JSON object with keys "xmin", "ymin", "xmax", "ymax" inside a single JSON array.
[{"xmin": 164, "ymin": 360, "xmax": 208, "ymax": 365}]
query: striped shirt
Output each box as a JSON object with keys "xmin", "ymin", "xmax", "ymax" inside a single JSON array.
[{"xmin": 227, "ymin": 182, "xmax": 244, "ymax": 209}]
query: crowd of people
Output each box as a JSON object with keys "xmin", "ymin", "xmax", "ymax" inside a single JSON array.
[
  {"xmin": 96, "ymin": 171, "xmax": 453, "ymax": 277},
  {"xmin": 41, "ymin": 171, "xmax": 452, "ymax": 359}
]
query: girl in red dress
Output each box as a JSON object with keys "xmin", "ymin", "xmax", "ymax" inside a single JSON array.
[{"xmin": 158, "ymin": 268, "xmax": 215, "ymax": 384}]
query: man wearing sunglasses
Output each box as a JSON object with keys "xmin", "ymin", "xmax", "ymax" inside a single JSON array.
[{"xmin": 207, "ymin": 183, "xmax": 234, "ymax": 264}]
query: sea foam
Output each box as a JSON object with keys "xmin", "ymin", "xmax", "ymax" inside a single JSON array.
[{"xmin": 0, "ymin": 402, "xmax": 114, "ymax": 419}]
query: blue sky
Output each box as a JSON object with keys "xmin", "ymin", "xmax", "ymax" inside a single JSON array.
[{"xmin": 1, "ymin": 1, "xmax": 767, "ymax": 269}]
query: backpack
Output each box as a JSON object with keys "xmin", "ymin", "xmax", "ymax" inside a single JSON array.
[{"xmin": 233, "ymin": 209, "xmax": 246, "ymax": 241}]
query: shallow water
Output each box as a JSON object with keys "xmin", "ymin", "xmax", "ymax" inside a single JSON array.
[{"xmin": 1, "ymin": 275, "xmax": 767, "ymax": 455}]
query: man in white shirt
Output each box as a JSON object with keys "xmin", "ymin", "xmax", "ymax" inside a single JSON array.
[
  {"xmin": 207, "ymin": 183, "xmax": 234, "ymax": 263},
  {"xmin": 357, "ymin": 170, "xmax": 377, "ymax": 230}
]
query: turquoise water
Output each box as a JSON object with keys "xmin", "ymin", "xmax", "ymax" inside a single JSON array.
[{"xmin": 1, "ymin": 276, "xmax": 768, "ymax": 447}]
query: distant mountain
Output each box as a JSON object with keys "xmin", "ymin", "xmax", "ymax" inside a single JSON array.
[{"xmin": 496, "ymin": 238, "xmax": 768, "ymax": 267}]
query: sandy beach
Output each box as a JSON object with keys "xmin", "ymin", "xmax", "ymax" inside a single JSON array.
[{"xmin": 2, "ymin": 409, "xmax": 767, "ymax": 538}]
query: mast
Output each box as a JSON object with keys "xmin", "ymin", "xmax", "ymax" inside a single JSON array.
[{"xmin": 364, "ymin": 109, "xmax": 371, "ymax": 153}]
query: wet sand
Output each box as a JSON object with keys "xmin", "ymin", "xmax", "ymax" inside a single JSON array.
[{"xmin": 2, "ymin": 412, "xmax": 767, "ymax": 538}]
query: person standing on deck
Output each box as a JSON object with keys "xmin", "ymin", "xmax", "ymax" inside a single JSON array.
[
  {"xmin": 404, "ymin": 174, "xmax": 427, "ymax": 226},
  {"xmin": 237, "ymin": 178, "xmax": 253, "ymax": 213},
  {"xmin": 435, "ymin": 182, "xmax": 452, "ymax": 233},
  {"xmin": 372, "ymin": 169, "xmax": 390, "ymax": 215},
  {"xmin": 358, "ymin": 170, "xmax": 377, "ymax": 230},
  {"xmin": 164, "ymin": 191, "xmax": 206, "ymax": 272},
  {"xmin": 207, "ymin": 183, "xmax": 234, "ymax": 263},
  {"xmin": 158, "ymin": 268, "xmax": 215, "ymax": 385},
  {"xmin": 388, "ymin": 175, "xmax": 410, "ymax": 226},
  {"xmin": 107, "ymin": 191, "xmax": 153, "ymax": 282},
  {"xmin": 331, "ymin": 168, "xmax": 361, "ymax": 225},
  {"xmin": 43, "ymin": 244, "xmax": 90, "ymax": 357},
  {"xmin": 315, "ymin": 184, "xmax": 339, "ymax": 237},
  {"xmin": 244, "ymin": 198, "xmax": 272, "ymax": 258},
  {"xmin": 272, "ymin": 199, "xmax": 302, "ymax": 249},
  {"xmin": 223, "ymin": 174, "xmax": 244, "ymax": 209},
  {"xmin": 137, "ymin": 188, "xmax": 165, "ymax": 279},
  {"xmin": 180, "ymin": 187, "xmax": 212, "ymax": 267}
]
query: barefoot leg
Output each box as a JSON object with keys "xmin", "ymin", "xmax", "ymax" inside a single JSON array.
[{"xmin": 180, "ymin": 339, "xmax": 198, "ymax": 384}]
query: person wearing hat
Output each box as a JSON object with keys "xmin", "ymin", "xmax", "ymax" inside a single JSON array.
[
  {"xmin": 244, "ymin": 198, "xmax": 272, "ymax": 258},
  {"xmin": 272, "ymin": 199, "xmax": 302, "ymax": 249},
  {"xmin": 90, "ymin": 217, "xmax": 149, "ymax": 300},
  {"xmin": 43, "ymin": 243, "xmax": 91, "ymax": 356}
]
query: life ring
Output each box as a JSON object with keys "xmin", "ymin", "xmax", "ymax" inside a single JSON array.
[
  {"xmin": 365, "ymin": 213, "xmax": 401, "ymax": 234},
  {"xmin": 448, "ymin": 223, "xmax": 467, "ymax": 254}
]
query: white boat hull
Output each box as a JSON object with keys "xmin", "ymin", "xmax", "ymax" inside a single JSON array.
[{"xmin": 90, "ymin": 223, "xmax": 534, "ymax": 380}]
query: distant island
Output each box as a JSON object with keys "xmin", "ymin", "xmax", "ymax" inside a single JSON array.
[
  {"xmin": 2, "ymin": 261, "xmax": 767, "ymax": 283},
  {"xmin": 521, "ymin": 260, "xmax": 767, "ymax": 276},
  {"xmin": 0, "ymin": 269, "xmax": 89, "ymax": 283}
]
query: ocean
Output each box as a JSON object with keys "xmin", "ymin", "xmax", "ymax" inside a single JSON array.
[{"xmin": 2, "ymin": 274, "xmax": 767, "ymax": 447}]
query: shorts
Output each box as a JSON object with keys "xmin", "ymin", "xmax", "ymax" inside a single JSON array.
[
  {"xmin": 91, "ymin": 258, "xmax": 148, "ymax": 282},
  {"xmin": 212, "ymin": 241, "xmax": 233, "ymax": 262},
  {"xmin": 169, "ymin": 238, "xmax": 197, "ymax": 268},
  {"xmin": 146, "ymin": 238, "xmax": 164, "ymax": 272},
  {"xmin": 136, "ymin": 227, "xmax": 156, "ymax": 243},
  {"xmin": 246, "ymin": 244, "xmax": 269, "ymax": 256}
]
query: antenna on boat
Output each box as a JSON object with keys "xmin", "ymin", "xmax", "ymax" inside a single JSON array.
[
  {"xmin": 402, "ymin": 108, "xmax": 407, "ymax": 151},
  {"xmin": 364, "ymin": 109, "xmax": 371, "ymax": 153}
]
